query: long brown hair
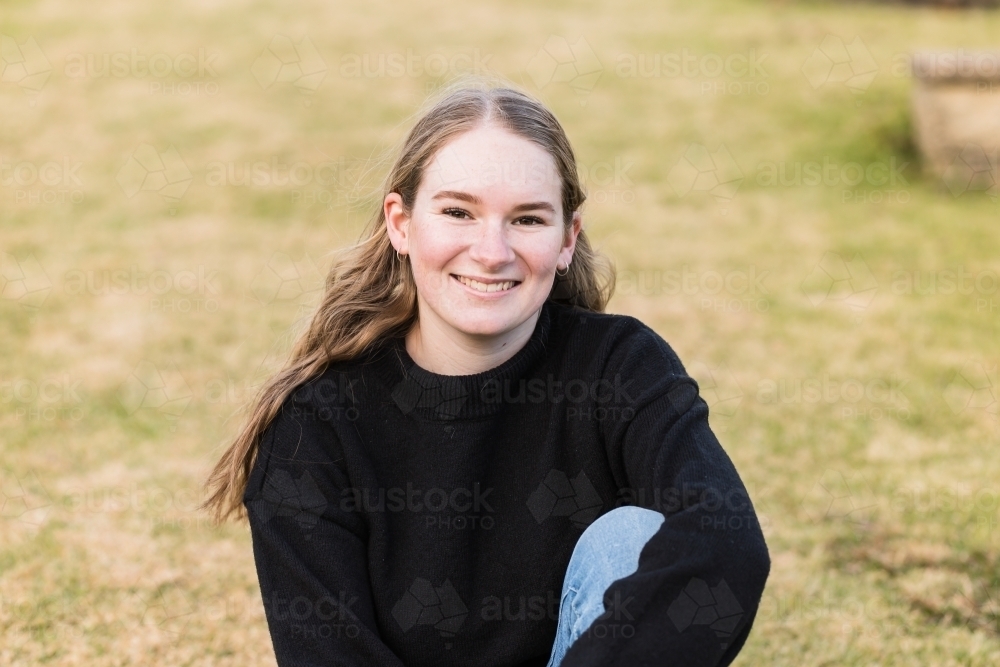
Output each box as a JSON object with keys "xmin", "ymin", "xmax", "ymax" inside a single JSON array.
[{"xmin": 203, "ymin": 78, "xmax": 617, "ymax": 522}]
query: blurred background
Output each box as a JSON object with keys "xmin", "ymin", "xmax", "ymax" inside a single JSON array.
[{"xmin": 2, "ymin": 0, "xmax": 999, "ymax": 664}]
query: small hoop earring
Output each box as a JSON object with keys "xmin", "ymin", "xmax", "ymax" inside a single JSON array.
[
  {"xmin": 555, "ymin": 264, "xmax": 569, "ymax": 277},
  {"xmin": 395, "ymin": 249, "xmax": 406, "ymax": 262}
]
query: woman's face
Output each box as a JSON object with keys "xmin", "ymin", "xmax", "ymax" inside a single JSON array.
[{"xmin": 385, "ymin": 124, "xmax": 581, "ymax": 342}]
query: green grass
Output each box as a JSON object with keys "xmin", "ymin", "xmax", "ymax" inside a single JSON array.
[{"xmin": 2, "ymin": 0, "xmax": 999, "ymax": 664}]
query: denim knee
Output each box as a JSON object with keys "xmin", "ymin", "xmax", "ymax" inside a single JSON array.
[
  {"xmin": 546, "ymin": 507, "xmax": 666, "ymax": 667},
  {"xmin": 578, "ymin": 505, "xmax": 665, "ymax": 548},
  {"xmin": 567, "ymin": 505, "xmax": 666, "ymax": 584}
]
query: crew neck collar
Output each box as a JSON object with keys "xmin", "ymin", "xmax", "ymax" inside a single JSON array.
[{"xmin": 373, "ymin": 301, "xmax": 554, "ymax": 421}]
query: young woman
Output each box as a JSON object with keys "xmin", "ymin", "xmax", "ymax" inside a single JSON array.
[{"xmin": 204, "ymin": 82, "xmax": 770, "ymax": 667}]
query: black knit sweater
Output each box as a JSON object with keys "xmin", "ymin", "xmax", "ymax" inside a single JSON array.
[{"xmin": 244, "ymin": 299, "xmax": 770, "ymax": 667}]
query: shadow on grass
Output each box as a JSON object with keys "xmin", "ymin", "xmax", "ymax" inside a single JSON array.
[{"xmin": 827, "ymin": 523, "xmax": 1000, "ymax": 635}]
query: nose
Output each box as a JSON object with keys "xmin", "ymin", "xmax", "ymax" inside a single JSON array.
[{"xmin": 467, "ymin": 218, "xmax": 516, "ymax": 269}]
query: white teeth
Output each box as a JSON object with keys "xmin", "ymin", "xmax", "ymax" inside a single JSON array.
[{"xmin": 456, "ymin": 275, "xmax": 516, "ymax": 293}]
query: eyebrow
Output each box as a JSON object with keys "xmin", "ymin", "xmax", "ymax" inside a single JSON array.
[{"xmin": 431, "ymin": 190, "xmax": 556, "ymax": 214}]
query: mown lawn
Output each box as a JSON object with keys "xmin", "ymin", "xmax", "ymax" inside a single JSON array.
[{"xmin": 1, "ymin": 0, "xmax": 998, "ymax": 664}]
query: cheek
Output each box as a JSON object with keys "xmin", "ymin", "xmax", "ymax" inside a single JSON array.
[
  {"xmin": 410, "ymin": 231, "xmax": 463, "ymax": 296},
  {"xmin": 513, "ymin": 237, "xmax": 563, "ymax": 275},
  {"xmin": 411, "ymin": 220, "xmax": 466, "ymax": 264}
]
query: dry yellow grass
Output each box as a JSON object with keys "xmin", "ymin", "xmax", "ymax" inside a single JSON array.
[{"xmin": 2, "ymin": 0, "xmax": 999, "ymax": 664}]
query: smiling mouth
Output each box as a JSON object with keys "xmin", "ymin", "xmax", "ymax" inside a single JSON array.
[{"xmin": 451, "ymin": 274, "xmax": 522, "ymax": 293}]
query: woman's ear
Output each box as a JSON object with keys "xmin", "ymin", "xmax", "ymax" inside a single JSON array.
[
  {"xmin": 559, "ymin": 210, "xmax": 583, "ymax": 266},
  {"xmin": 384, "ymin": 192, "xmax": 410, "ymax": 254}
]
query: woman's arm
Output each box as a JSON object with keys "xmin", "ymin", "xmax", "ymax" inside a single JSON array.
[
  {"xmin": 243, "ymin": 387, "xmax": 407, "ymax": 667},
  {"xmin": 562, "ymin": 321, "xmax": 771, "ymax": 667}
]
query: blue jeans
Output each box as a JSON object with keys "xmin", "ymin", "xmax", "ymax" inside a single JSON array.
[{"xmin": 546, "ymin": 506, "xmax": 665, "ymax": 667}]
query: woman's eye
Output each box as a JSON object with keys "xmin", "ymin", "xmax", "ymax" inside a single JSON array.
[{"xmin": 441, "ymin": 209, "xmax": 544, "ymax": 225}]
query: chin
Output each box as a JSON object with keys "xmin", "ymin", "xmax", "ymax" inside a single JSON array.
[
  {"xmin": 447, "ymin": 309, "xmax": 526, "ymax": 337},
  {"xmin": 450, "ymin": 316, "xmax": 514, "ymax": 337}
]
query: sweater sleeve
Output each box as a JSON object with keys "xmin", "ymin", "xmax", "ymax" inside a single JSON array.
[
  {"xmin": 243, "ymin": 385, "xmax": 407, "ymax": 667},
  {"xmin": 560, "ymin": 321, "xmax": 771, "ymax": 667}
]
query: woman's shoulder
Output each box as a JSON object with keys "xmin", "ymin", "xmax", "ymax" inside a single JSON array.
[
  {"xmin": 547, "ymin": 298, "xmax": 654, "ymax": 333},
  {"xmin": 274, "ymin": 352, "xmax": 392, "ymax": 429},
  {"xmin": 546, "ymin": 300, "xmax": 687, "ymax": 376}
]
